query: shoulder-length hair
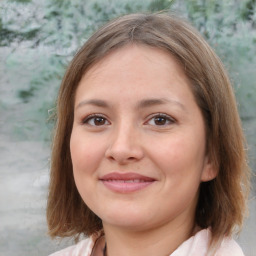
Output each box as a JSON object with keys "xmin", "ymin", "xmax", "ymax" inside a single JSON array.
[{"xmin": 47, "ymin": 13, "xmax": 250, "ymax": 249}]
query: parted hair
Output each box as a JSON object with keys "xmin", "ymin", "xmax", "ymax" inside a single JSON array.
[{"xmin": 47, "ymin": 13, "xmax": 250, "ymax": 249}]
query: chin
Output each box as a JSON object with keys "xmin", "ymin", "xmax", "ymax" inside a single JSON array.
[{"xmin": 100, "ymin": 209, "xmax": 151, "ymax": 230}]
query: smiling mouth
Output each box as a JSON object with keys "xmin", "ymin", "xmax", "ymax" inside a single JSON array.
[
  {"xmin": 99, "ymin": 172, "xmax": 156, "ymax": 193},
  {"xmin": 106, "ymin": 179, "xmax": 148, "ymax": 183}
]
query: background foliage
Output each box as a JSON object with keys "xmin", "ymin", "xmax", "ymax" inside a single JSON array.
[
  {"xmin": 0, "ymin": 1, "xmax": 255, "ymax": 255},
  {"xmin": 0, "ymin": 0, "xmax": 256, "ymax": 168}
]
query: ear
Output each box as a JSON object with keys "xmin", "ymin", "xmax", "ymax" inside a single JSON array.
[{"xmin": 200, "ymin": 156, "xmax": 218, "ymax": 182}]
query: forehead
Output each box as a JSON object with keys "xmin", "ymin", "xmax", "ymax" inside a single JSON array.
[
  {"xmin": 74, "ymin": 44, "xmax": 199, "ymax": 114},
  {"xmin": 79, "ymin": 44, "xmax": 189, "ymax": 89}
]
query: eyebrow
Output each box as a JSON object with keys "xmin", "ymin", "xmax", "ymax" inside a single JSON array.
[
  {"xmin": 76, "ymin": 99, "xmax": 109, "ymax": 109},
  {"xmin": 137, "ymin": 98, "xmax": 185, "ymax": 110},
  {"xmin": 75, "ymin": 98, "xmax": 185, "ymax": 111}
]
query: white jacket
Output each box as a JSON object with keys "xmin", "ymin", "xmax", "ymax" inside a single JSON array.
[{"xmin": 49, "ymin": 229, "xmax": 244, "ymax": 256}]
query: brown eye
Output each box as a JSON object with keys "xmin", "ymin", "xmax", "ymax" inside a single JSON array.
[
  {"xmin": 93, "ymin": 117, "xmax": 106, "ymax": 126},
  {"xmin": 83, "ymin": 115, "xmax": 110, "ymax": 126},
  {"xmin": 154, "ymin": 116, "xmax": 168, "ymax": 125},
  {"xmin": 147, "ymin": 114, "xmax": 174, "ymax": 126}
]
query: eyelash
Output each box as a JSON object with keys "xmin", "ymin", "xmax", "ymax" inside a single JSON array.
[
  {"xmin": 81, "ymin": 113, "xmax": 175, "ymax": 127},
  {"xmin": 81, "ymin": 114, "xmax": 110, "ymax": 126},
  {"xmin": 145, "ymin": 113, "xmax": 175, "ymax": 126}
]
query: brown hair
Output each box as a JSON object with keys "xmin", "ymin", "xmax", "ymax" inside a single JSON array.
[{"xmin": 47, "ymin": 13, "xmax": 250, "ymax": 249}]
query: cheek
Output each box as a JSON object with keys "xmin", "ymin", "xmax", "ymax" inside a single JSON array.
[
  {"xmin": 70, "ymin": 131, "xmax": 102, "ymax": 207},
  {"xmin": 70, "ymin": 130, "xmax": 104, "ymax": 175},
  {"xmin": 151, "ymin": 135, "xmax": 206, "ymax": 180},
  {"xmin": 152, "ymin": 137, "xmax": 204, "ymax": 211}
]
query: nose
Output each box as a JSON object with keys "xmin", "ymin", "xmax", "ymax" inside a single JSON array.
[{"xmin": 105, "ymin": 123, "xmax": 144, "ymax": 165}]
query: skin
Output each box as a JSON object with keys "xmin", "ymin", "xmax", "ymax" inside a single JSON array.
[{"xmin": 70, "ymin": 44, "xmax": 216, "ymax": 256}]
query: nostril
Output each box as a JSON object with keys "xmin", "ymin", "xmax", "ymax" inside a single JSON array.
[
  {"xmin": 104, "ymin": 134, "xmax": 144, "ymax": 164},
  {"xmin": 105, "ymin": 147, "xmax": 144, "ymax": 164},
  {"xmin": 127, "ymin": 156, "xmax": 136, "ymax": 160},
  {"xmin": 107, "ymin": 155, "xmax": 115, "ymax": 161}
]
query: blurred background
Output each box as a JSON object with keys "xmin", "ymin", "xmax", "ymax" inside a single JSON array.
[{"xmin": 0, "ymin": 0, "xmax": 255, "ymax": 255}]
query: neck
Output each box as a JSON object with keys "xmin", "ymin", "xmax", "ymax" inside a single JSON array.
[{"xmin": 103, "ymin": 219, "xmax": 197, "ymax": 256}]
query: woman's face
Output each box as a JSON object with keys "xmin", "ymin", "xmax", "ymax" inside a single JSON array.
[{"xmin": 70, "ymin": 45, "xmax": 215, "ymax": 233}]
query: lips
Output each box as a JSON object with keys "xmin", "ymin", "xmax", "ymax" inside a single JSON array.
[{"xmin": 99, "ymin": 172, "xmax": 156, "ymax": 193}]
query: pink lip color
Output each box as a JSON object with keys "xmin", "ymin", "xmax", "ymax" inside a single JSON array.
[{"xmin": 99, "ymin": 172, "xmax": 156, "ymax": 193}]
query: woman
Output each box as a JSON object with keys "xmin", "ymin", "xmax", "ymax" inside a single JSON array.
[{"xmin": 47, "ymin": 13, "xmax": 250, "ymax": 256}]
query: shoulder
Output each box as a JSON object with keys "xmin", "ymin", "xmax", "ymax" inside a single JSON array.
[
  {"xmin": 171, "ymin": 228, "xmax": 244, "ymax": 256},
  {"xmin": 171, "ymin": 228, "xmax": 210, "ymax": 256},
  {"xmin": 215, "ymin": 237, "xmax": 244, "ymax": 256},
  {"xmin": 49, "ymin": 237, "xmax": 93, "ymax": 256}
]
